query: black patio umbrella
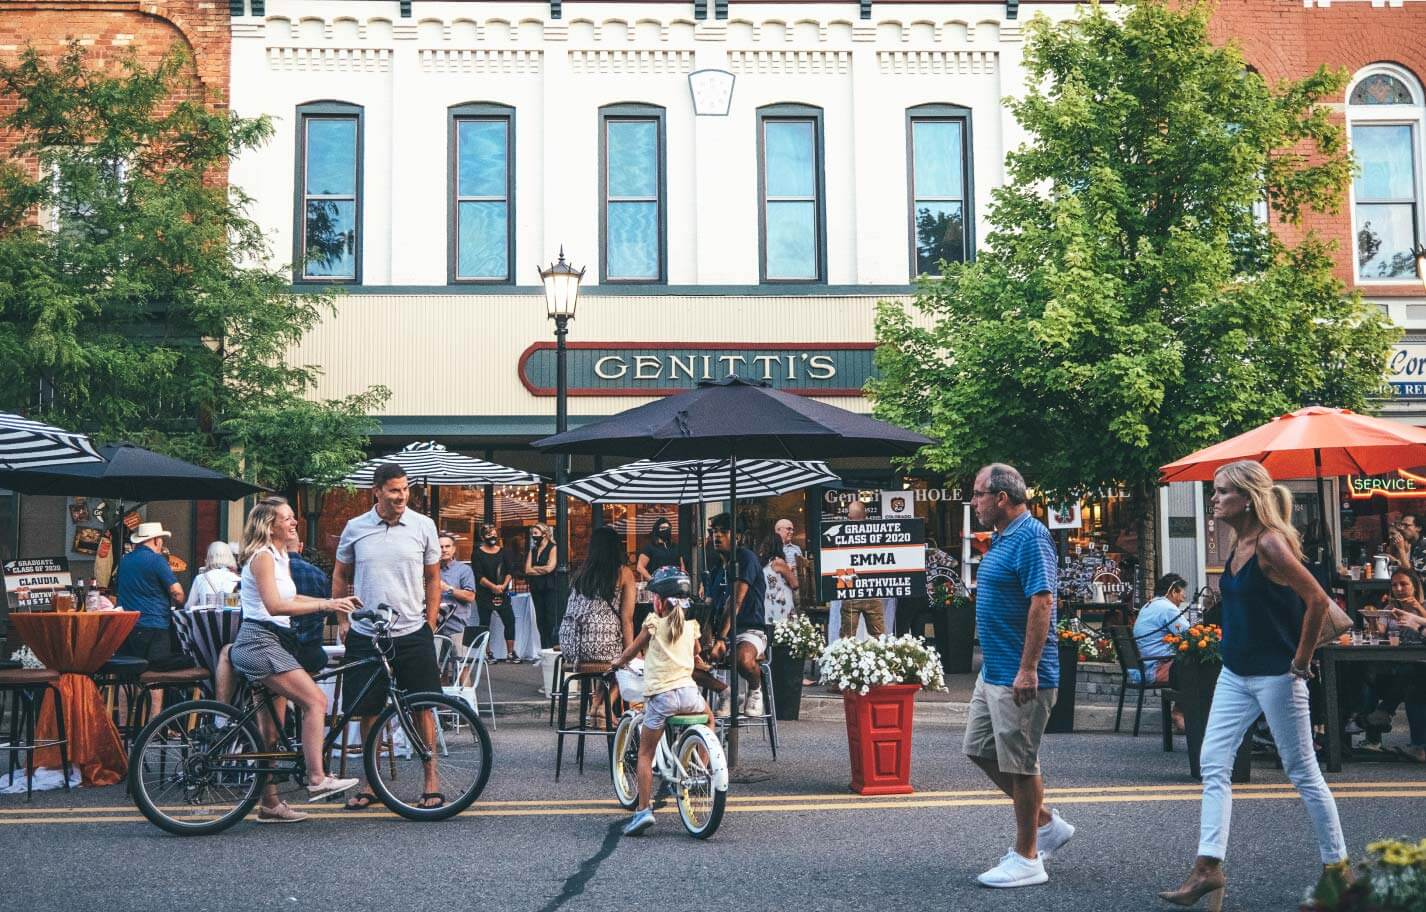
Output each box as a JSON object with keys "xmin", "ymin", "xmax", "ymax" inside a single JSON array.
[
  {"xmin": 0, "ymin": 442, "xmax": 267, "ymax": 501},
  {"xmin": 533, "ymin": 376, "xmax": 934, "ymax": 766}
]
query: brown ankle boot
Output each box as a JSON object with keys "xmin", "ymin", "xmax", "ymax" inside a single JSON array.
[{"xmin": 1158, "ymin": 859, "xmax": 1226, "ymax": 910}]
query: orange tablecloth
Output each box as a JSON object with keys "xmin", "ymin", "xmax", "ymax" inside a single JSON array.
[{"xmin": 9, "ymin": 611, "xmax": 139, "ymax": 786}]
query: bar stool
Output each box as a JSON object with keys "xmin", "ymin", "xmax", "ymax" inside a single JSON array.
[
  {"xmin": 0, "ymin": 668, "xmax": 71, "ymax": 801},
  {"xmin": 94, "ymin": 656, "xmax": 148, "ymax": 748},
  {"xmin": 547, "ymin": 652, "xmax": 565, "ymax": 726},
  {"xmin": 132, "ymin": 666, "xmax": 211, "ymax": 732},
  {"xmin": 554, "ymin": 666, "xmax": 614, "ymax": 780},
  {"xmin": 726, "ymin": 657, "xmax": 779, "ymax": 760}
]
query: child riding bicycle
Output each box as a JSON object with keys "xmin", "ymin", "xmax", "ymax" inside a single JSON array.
[{"xmin": 609, "ymin": 565, "xmax": 714, "ymax": 837}]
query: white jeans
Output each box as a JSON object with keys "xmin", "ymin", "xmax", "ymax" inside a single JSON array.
[{"xmin": 1197, "ymin": 668, "xmax": 1346, "ymax": 864}]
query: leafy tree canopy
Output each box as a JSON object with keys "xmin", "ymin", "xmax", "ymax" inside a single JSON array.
[
  {"xmin": 872, "ymin": 0, "xmax": 1397, "ymax": 501},
  {"xmin": 0, "ymin": 44, "xmax": 387, "ymax": 490}
]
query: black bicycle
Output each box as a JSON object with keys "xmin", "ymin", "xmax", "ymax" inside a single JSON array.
[{"xmin": 128, "ymin": 605, "xmax": 492, "ymax": 836}]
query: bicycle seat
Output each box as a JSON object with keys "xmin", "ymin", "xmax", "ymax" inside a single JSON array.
[{"xmin": 666, "ymin": 714, "xmax": 709, "ymax": 728}]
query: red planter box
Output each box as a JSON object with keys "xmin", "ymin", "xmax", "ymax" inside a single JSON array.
[{"xmin": 842, "ymin": 683, "xmax": 919, "ymax": 795}]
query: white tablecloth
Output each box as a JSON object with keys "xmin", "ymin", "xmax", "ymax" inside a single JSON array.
[
  {"xmin": 826, "ymin": 598, "xmax": 898, "ymax": 640},
  {"xmin": 488, "ymin": 592, "xmax": 542, "ymax": 661}
]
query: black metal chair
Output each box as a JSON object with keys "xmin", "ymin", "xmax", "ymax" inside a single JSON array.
[
  {"xmin": 553, "ymin": 667, "xmax": 614, "ymax": 780},
  {"xmin": 1108, "ymin": 625, "xmax": 1174, "ymax": 746},
  {"xmin": 0, "ymin": 668, "xmax": 71, "ymax": 800}
]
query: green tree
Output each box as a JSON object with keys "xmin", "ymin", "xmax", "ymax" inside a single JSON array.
[
  {"xmin": 872, "ymin": 0, "xmax": 1397, "ymax": 585},
  {"xmin": 0, "ymin": 44, "xmax": 387, "ymax": 489}
]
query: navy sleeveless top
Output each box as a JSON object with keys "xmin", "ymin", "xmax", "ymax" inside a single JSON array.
[{"xmin": 1218, "ymin": 552, "xmax": 1306, "ymax": 676}]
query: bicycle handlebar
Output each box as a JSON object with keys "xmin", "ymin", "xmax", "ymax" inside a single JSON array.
[{"xmin": 351, "ymin": 603, "xmax": 393, "ymax": 624}]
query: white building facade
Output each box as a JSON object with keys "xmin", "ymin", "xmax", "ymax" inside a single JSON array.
[{"xmin": 228, "ymin": 0, "xmax": 1084, "ymax": 451}]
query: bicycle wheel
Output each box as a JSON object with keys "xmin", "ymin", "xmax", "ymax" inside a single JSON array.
[
  {"xmin": 365, "ymin": 692, "xmax": 492, "ymax": 821},
  {"xmin": 128, "ymin": 700, "xmax": 264, "ymax": 836},
  {"xmin": 610, "ymin": 713, "xmax": 641, "ymax": 810},
  {"xmin": 673, "ymin": 727, "xmax": 726, "ymax": 838}
]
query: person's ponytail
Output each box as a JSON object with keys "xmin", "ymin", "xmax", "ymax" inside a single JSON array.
[{"xmin": 664, "ymin": 601, "xmax": 685, "ymax": 644}]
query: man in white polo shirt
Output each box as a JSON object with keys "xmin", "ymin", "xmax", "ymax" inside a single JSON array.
[{"xmin": 332, "ymin": 462, "xmax": 443, "ymax": 810}]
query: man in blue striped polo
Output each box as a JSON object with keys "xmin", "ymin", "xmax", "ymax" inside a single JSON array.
[{"xmin": 964, "ymin": 463, "xmax": 1075, "ymax": 888}]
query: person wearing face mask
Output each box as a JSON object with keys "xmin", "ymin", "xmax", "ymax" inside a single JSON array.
[
  {"xmin": 473, "ymin": 523, "xmax": 517, "ymax": 662},
  {"xmin": 524, "ymin": 523, "xmax": 559, "ymax": 648},
  {"xmin": 636, "ymin": 517, "xmax": 684, "ymax": 582}
]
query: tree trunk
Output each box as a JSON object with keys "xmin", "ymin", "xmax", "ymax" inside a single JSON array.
[{"xmin": 1135, "ymin": 481, "xmax": 1157, "ymax": 603}]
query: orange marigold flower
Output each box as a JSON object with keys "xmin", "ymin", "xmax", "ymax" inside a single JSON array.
[
  {"xmin": 1198, "ymin": 639, "xmax": 1209, "ymax": 649},
  {"xmin": 1179, "ymin": 642, "xmax": 1190, "ymax": 652}
]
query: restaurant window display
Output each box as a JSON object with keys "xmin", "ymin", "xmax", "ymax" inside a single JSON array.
[
  {"xmin": 1045, "ymin": 489, "xmax": 1140, "ymax": 606},
  {"xmin": 1339, "ymin": 471, "xmax": 1426, "ymax": 568}
]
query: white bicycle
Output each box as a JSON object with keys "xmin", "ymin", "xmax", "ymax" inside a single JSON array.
[{"xmin": 610, "ymin": 697, "xmax": 729, "ymax": 838}]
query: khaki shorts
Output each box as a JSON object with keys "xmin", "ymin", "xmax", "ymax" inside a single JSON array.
[{"xmin": 962, "ymin": 676, "xmax": 1057, "ymax": 776}]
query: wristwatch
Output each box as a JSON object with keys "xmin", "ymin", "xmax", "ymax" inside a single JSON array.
[{"xmin": 1290, "ymin": 662, "xmax": 1314, "ymax": 681}]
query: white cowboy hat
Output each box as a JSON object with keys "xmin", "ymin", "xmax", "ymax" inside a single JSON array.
[{"xmin": 130, "ymin": 521, "xmax": 173, "ymax": 544}]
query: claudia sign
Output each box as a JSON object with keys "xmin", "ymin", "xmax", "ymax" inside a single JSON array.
[
  {"xmin": 518, "ymin": 343, "xmax": 876, "ymax": 397},
  {"xmin": 1389, "ymin": 341, "xmax": 1426, "ymax": 399}
]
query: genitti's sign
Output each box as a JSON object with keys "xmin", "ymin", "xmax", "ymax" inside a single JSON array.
[{"xmin": 518, "ymin": 342, "xmax": 876, "ymax": 397}]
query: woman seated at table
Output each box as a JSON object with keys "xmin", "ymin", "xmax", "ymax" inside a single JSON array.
[
  {"xmin": 185, "ymin": 541, "xmax": 240, "ymax": 609},
  {"xmin": 230, "ymin": 496, "xmax": 360, "ymax": 822},
  {"xmin": 558, "ymin": 526, "xmax": 636, "ymax": 724},
  {"xmin": 1353, "ymin": 568, "xmax": 1426, "ymax": 754},
  {"xmin": 1386, "ymin": 608, "xmax": 1426, "ymax": 762}
]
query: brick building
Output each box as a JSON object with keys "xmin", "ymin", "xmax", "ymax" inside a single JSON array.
[
  {"xmin": 1210, "ymin": 0, "xmax": 1426, "ymax": 417},
  {"xmin": 0, "ymin": 0, "xmax": 231, "ymax": 574}
]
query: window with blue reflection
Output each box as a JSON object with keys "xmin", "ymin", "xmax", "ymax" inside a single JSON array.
[
  {"xmin": 605, "ymin": 119, "xmax": 660, "ymax": 280},
  {"xmin": 301, "ymin": 116, "xmax": 358, "ymax": 279},
  {"xmin": 761, "ymin": 120, "xmax": 819, "ymax": 280},
  {"xmin": 455, "ymin": 118, "xmax": 511, "ymax": 281},
  {"xmin": 1352, "ymin": 123, "xmax": 1419, "ymax": 279},
  {"xmin": 912, "ymin": 119, "xmax": 968, "ymax": 274}
]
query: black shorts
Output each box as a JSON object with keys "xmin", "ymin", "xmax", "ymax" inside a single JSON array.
[
  {"xmin": 341, "ymin": 624, "xmax": 441, "ymax": 715},
  {"xmin": 121, "ymin": 626, "xmax": 194, "ymax": 672}
]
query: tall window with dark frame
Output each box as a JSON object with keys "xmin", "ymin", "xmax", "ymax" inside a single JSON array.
[
  {"xmin": 909, "ymin": 114, "xmax": 970, "ymax": 275},
  {"xmin": 760, "ymin": 115, "xmax": 822, "ymax": 282},
  {"xmin": 297, "ymin": 104, "xmax": 361, "ymax": 282},
  {"xmin": 452, "ymin": 109, "xmax": 513, "ymax": 282},
  {"xmin": 602, "ymin": 112, "xmax": 663, "ymax": 282},
  {"xmin": 1348, "ymin": 70, "xmax": 1423, "ymax": 281}
]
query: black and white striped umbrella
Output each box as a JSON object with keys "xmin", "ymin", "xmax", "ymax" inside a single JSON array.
[
  {"xmin": 342, "ymin": 441, "xmax": 541, "ymax": 487},
  {"xmin": 0, "ymin": 412, "xmax": 102, "ymax": 471},
  {"xmin": 559, "ymin": 458, "xmax": 838, "ymax": 504}
]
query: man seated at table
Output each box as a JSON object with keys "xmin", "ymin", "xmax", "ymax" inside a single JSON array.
[
  {"xmin": 708, "ymin": 512, "xmax": 768, "ymax": 718},
  {"xmin": 117, "ymin": 521, "xmax": 190, "ymax": 718}
]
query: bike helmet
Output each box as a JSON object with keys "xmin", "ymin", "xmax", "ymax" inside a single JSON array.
[{"xmin": 648, "ymin": 564, "xmax": 692, "ymax": 600}]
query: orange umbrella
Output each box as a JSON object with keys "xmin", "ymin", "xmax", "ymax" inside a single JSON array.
[{"xmin": 1159, "ymin": 406, "xmax": 1426, "ymax": 483}]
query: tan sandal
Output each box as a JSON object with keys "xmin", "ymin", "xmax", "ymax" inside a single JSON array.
[{"xmin": 256, "ymin": 802, "xmax": 309, "ymax": 824}]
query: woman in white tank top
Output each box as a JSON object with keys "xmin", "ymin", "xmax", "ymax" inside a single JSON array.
[{"xmin": 228, "ymin": 497, "xmax": 361, "ymax": 822}]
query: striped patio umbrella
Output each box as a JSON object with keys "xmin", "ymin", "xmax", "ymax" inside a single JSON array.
[
  {"xmin": 558, "ymin": 458, "xmax": 839, "ymax": 504},
  {"xmin": 342, "ymin": 441, "xmax": 541, "ymax": 487},
  {"xmin": 0, "ymin": 412, "xmax": 102, "ymax": 471}
]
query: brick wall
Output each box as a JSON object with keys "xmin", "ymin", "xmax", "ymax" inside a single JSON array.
[
  {"xmin": 0, "ymin": 0, "xmax": 230, "ymax": 173},
  {"xmin": 1210, "ymin": 0, "xmax": 1426, "ymax": 297}
]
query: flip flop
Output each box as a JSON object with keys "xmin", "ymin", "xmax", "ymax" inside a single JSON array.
[
  {"xmin": 417, "ymin": 792, "xmax": 445, "ymax": 810},
  {"xmin": 343, "ymin": 791, "xmax": 376, "ymax": 811}
]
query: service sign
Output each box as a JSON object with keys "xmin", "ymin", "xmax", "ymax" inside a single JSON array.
[
  {"xmin": 818, "ymin": 518, "xmax": 926, "ymax": 601},
  {"xmin": 3, "ymin": 557, "xmax": 73, "ymax": 613}
]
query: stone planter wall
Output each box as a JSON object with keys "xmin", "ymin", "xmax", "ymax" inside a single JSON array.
[{"xmin": 1073, "ymin": 661, "xmax": 1132, "ymax": 704}]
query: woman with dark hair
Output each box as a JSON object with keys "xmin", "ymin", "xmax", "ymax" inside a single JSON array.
[
  {"xmin": 559, "ymin": 527, "xmax": 637, "ymax": 724},
  {"xmin": 757, "ymin": 533, "xmax": 798, "ymax": 625},
  {"xmin": 636, "ymin": 516, "xmax": 683, "ymax": 581},
  {"xmin": 524, "ymin": 523, "xmax": 559, "ymax": 648},
  {"xmin": 559, "ymin": 526, "xmax": 637, "ymax": 668},
  {"xmin": 472, "ymin": 523, "xmax": 516, "ymax": 662}
]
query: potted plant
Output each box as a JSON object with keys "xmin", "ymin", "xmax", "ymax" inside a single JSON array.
[
  {"xmin": 1047, "ymin": 620, "xmax": 1087, "ymax": 733},
  {"xmin": 770, "ymin": 613, "xmax": 825, "ymax": 721},
  {"xmin": 1301, "ymin": 838, "xmax": 1426, "ymax": 911},
  {"xmin": 818, "ymin": 633, "xmax": 945, "ymax": 795},
  {"xmin": 1165, "ymin": 624, "xmax": 1249, "ymax": 782},
  {"xmin": 932, "ymin": 580, "xmax": 976, "ymax": 675}
]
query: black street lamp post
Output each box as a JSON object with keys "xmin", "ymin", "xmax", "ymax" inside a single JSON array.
[{"xmin": 539, "ymin": 248, "xmax": 585, "ymax": 638}]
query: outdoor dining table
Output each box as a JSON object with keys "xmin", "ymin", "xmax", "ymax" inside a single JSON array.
[
  {"xmin": 488, "ymin": 592, "xmax": 542, "ymax": 661},
  {"xmin": 1319, "ymin": 640, "xmax": 1426, "ymax": 772},
  {"xmin": 176, "ymin": 607, "xmax": 243, "ymax": 677},
  {"xmin": 8, "ymin": 610, "xmax": 139, "ymax": 786}
]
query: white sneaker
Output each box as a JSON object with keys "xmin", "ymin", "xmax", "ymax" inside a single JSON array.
[
  {"xmin": 1037, "ymin": 809, "xmax": 1075, "ymax": 861},
  {"xmin": 744, "ymin": 688, "xmax": 765, "ymax": 718},
  {"xmin": 977, "ymin": 850, "xmax": 1048, "ymax": 888}
]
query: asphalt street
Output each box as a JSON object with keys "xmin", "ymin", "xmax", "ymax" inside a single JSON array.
[{"xmin": 2, "ymin": 715, "xmax": 1423, "ymax": 912}]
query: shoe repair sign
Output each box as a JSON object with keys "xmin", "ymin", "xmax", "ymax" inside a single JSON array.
[{"xmin": 818, "ymin": 519, "xmax": 926, "ymax": 601}]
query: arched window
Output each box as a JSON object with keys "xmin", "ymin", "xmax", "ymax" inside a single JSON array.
[{"xmin": 1347, "ymin": 65, "xmax": 1424, "ymax": 282}]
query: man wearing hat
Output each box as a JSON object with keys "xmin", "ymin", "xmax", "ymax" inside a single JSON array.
[{"xmin": 118, "ymin": 521, "xmax": 188, "ymax": 680}]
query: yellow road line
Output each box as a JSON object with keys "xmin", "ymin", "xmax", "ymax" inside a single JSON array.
[
  {"xmin": 4, "ymin": 780, "xmax": 1422, "ymax": 816},
  {"xmin": 1, "ymin": 788, "xmax": 1422, "ymax": 825}
]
